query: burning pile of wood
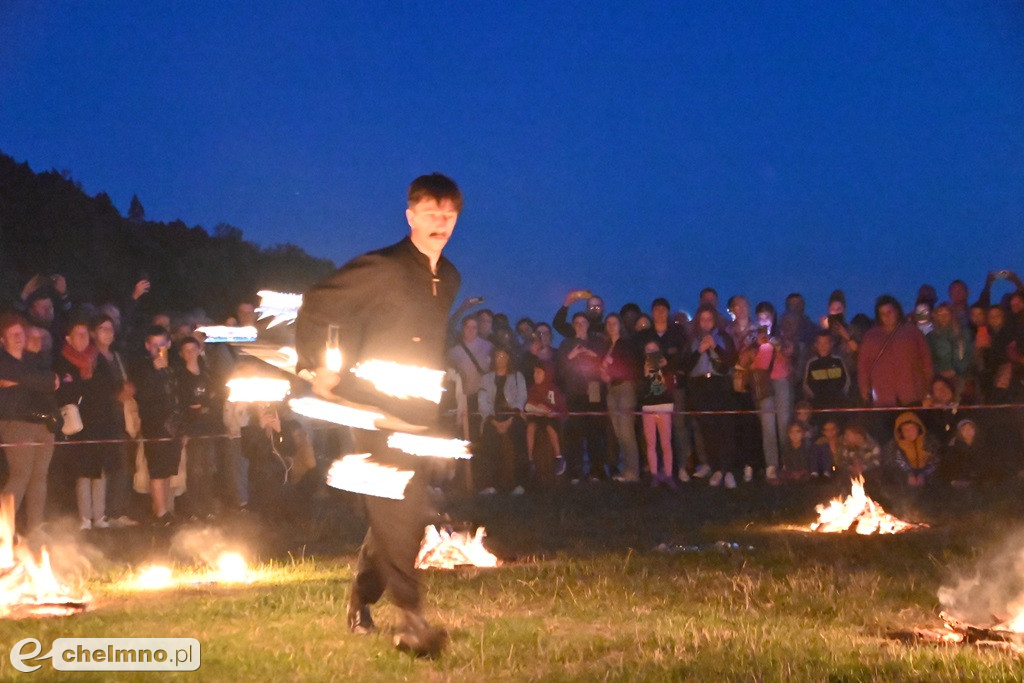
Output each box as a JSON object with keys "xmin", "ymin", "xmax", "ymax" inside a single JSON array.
[
  {"xmin": 0, "ymin": 494, "xmax": 89, "ymax": 619},
  {"xmin": 415, "ymin": 525, "xmax": 499, "ymax": 570},
  {"xmin": 889, "ymin": 611, "xmax": 1024, "ymax": 653},
  {"xmin": 810, "ymin": 476, "xmax": 925, "ymax": 535}
]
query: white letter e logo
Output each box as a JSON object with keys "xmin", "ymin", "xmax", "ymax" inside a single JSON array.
[{"xmin": 10, "ymin": 638, "xmax": 44, "ymax": 673}]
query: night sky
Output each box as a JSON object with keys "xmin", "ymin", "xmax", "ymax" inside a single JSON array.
[{"xmin": 2, "ymin": 2, "xmax": 1022, "ymax": 324}]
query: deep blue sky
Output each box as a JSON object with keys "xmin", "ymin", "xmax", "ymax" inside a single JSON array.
[{"xmin": 2, "ymin": 2, "xmax": 1022, "ymax": 323}]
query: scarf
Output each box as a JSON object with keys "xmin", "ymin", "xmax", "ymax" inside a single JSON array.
[{"xmin": 62, "ymin": 342, "xmax": 98, "ymax": 380}]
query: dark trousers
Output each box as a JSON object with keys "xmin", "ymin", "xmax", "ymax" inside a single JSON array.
[
  {"xmin": 351, "ymin": 432, "xmax": 431, "ymax": 613},
  {"xmin": 564, "ymin": 396, "xmax": 608, "ymax": 479},
  {"xmin": 687, "ymin": 375, "xmax": 738, "ymax": 474},
  {"xmin": 477, "ymin": 415, "xmax": 528, "ymax": 491}
]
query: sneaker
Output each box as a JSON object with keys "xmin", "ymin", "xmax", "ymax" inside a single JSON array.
[
  {"xmin": 92, "ymin": 517, "xmax": 110, "ymax": 529},
  {"xmin": 708, "ymin": 471, "xmax": 723, "ymax": 487},
  {"xmin": 394, "ymin": 611, "xmax": 446, "ymax": 658},
  {"xmin": 570, "ymin": 478, "xmax": 581, "ymax": 485},
  {"xmin": 612, "ymin": 474, "xmax": 639, "ymax": 483},
  {"xmin": 743, "ymin": 465, "xmax": 754, "ymax": 483},
  {"xmin": 510, "ymin": 485, "xmax": 525, "ymax": 496},
  {"xmin": 693, "ymin": 464, "xmax": 712, "ymax": 479},
  {"xmin": 724, "ymin": 472, "xmax": 737, "ymax": 489},
  {"xmin": 661, "ymin": 474, "xmax": 678, "ymax": 490},
  {"xmin": 553, "ymin": 455, "xmax": 567, "ymax": 477},
  {"xmin": 479, "ymin": 487, "xmax": 497, "ymax": 496},
  {"xmin": 109, "ymin": 515, "xmax": 140, "ymax": 528},
  {"xmin": 79, "ymin": 518, "xmax": 92, "ymax": 531},
  {"xmin": 810, "ymin": 471, "xmax": 819, "ymax": 478},
  {"xmin": 677, "ymin": 469, "xmax": 691, "ymax": 483},
  {"xmin": 765, "ymin": 465, "xmax": 778, "ymax": 481}
]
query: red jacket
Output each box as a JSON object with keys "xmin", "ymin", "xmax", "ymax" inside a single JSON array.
[{"xmin": 858, "ymin": 323, "xmax": 933, "ymax": 406}]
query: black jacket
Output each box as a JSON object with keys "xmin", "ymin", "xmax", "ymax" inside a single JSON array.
[
  {"xmin": 295, "ymin": 236, "xmax": 460, "ymax": 429},
  {"xmin": 0, "ymin": 349, "xmax": 56, "ymax": 422}
]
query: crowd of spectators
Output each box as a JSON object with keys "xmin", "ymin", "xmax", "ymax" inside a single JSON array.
[
  {"xmin": 1, "ymin": 268, "xmax": 1023, "ymax": 533},
  {"xmin": 448, "ymin": 271, "xmax": 1024, "ymax": 498},
  {"xmin": 0, "ymin": 274, "xmax": 319, "ymax": 533}
]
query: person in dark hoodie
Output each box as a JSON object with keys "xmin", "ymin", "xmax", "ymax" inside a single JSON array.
[
  {"xmin": 884, "ymin": 411, "xmax": 941, "ymax": 487},
  {"xmin": 939, "ymin": 419, "xmax": 993, "ymax": 487}
]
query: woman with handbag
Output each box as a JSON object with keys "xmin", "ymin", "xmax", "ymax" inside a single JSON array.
[
  {"xmin": 0, "ymin": 312, "xmax": 59, "ymax": 532},
  {"xmin": 752, "ymin": 302, "xmax": 795, "ymax": 483}
]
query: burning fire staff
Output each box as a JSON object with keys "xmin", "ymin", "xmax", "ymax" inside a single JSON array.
[{"xmin": 294, "ymin": 173, "xmax": 462, "ymax": 657}]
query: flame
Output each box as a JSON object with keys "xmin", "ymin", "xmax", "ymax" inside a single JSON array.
[
  {"xmin": 0, "ymin": 494, "xmax": 90, "ymax": 618},
  {"xmin": 387, "ymin": 432, "xmax": 471, "ymax": 459},
  {"xmin": 194, "ymin": 325, "xmax": 258, "ymax": 343},
  {"xmin": 288, "ymin": 397, "xmax": 383, "ymax": 431},
  {"xmin": 226, "ymin": 377, "xmax": 291, "ymax": 403},
  {"xmin": 133, "ymin": 565, "xmax": 174, "ymax": 591},
  {"xmin": 326, "ymin": 454, "xmax": 414, "ymax": 500},
  {"xmin": 210, "ymin": 552, "xmax": 252, "ymax": 584},
  {"xmin": 810, "ymin": 476, "xmax": 921, "ymax": 535},
  {"xmin": 416, "ymin": 526, "xmax": 500, "ymax": 569},
  {"xmin": 351, "ymin": 360, "xmax": 445, "ymax": 403},
  {"xmin": 256, "ymin": 290, "xmax": 303, "ymax": 328}
]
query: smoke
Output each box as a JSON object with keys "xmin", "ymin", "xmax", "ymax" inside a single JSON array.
[
  {"xmin": 27, "ymin": 521, "xmax": 107, "ymax": 592},
  {"xmin": 939, "ymin": 527, "xmax": 1024, "ymax": 627},
  {"xmin": 169, "ymin": 526, "xmax": 247, "ymax": 569}
]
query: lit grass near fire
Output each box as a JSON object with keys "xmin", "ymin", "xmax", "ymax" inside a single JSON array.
[
  {"xmin": 0, "ymin": 532, "xmax": 1022, "ymax": 681},
  {"xmin": 3, "ymin": 479, "xmax": 1024, "ymax": 680}
]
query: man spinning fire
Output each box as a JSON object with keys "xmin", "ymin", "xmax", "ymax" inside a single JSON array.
[{"xmin": 294, "ymin": 174, "xmax": 462, "ymax": 657}]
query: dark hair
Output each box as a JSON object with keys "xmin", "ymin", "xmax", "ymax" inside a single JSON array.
[
  {"xmin": 931, "ymin": 375, "xmax": 957, "ymax": 396},
  {"xmin": 828, "ymin": 289, "xmax": 846, "ymax": 305},
  {"xmin": 727, "ymin": 294, "xmax": 748, "ymax": 311},
  {"xmin": 461, "ymin": 315, "xmax": 477, "ymax": 329},
  {"xmin": 144, "ymin": 325, "xmax": 170, "ymax": 340},
  {"xmin": 571, "ymin": 312, "xmax": 588, "ymax": 324},
  {"xmin": 785, "ymin": 292, "xmax": 804, "ymax": 303},
  {"xmin": 695, "ymin": 302, "xmax": 718, "ymax": 322},
  {"xmin": 408, "ymin": 173, "xmax": 462, "ymax": 212},
  {"xmin": 178, "ymin": 336, "xmax": 201, "ymax": 349},
  {"xmin": 754, "ymin": 301, "xmax": 776, "ymax": 327},
  {"xmin": 89, "ymin": 313, "xmax": 116, "ymax": 331},
  {"xmin": 814, "ymin": 329, "xmax": 833, "ymax": 342},
  {"xmin": 619, "ymin": 302, "xmax": 642, "ymax": 318},
  {"xmin": 874, "ymin": 295, "xmax": 904, "ymax": 323},
  {"xmin": 0, "ymin": 311, "xmax": 27, "ymax": 337},
  {"xmin": 535, "ymin": 322, "xmax": 552, "ymax": 334},
  {"xmin": 476, "ymin": 308, "xmax": 494, "ymax": 319},
  {"xmin": 699, "ymin": 287, "xmax": 718, "ymax": 300},
  {"xmin": 515, "ymin": 317, "xmax": 535, "ymax": 331},
  {"xmin": 651, "ymin": 297, "xmax": 671, "ymax": 312}
]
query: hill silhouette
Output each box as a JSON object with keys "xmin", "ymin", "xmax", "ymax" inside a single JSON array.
[{"xmin": 0, "ymin": 151, "xmax": 335, "ymax": 319}]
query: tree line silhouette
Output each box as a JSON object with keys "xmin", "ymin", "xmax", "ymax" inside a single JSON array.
[{"xmin": 0, "ymin": 151, "xmax": 335, "ymax": 319}]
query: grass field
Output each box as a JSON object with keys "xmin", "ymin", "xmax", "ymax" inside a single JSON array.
[{"xmin": 2, "ymin": 477, "xmax": 1024, "ymax": 681}]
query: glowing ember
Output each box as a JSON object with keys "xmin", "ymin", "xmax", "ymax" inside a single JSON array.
[
  {"xmin": 415, "ymin": 526, "xmax": 500, "ymax": 570},
  {"xmin": 133, "ymin": 565, "xmax": 174, "ymax": 591},
  {"xmin": 226, "ymin": 377, "xmax": 291, "ymax": 403},
  {"xmin": 387, "ymin": 432, "xmax": 471, "ymax": 459},
  {"xmin": 351, "ymin": 360, "xmax": 445, "ymax": 403},
  {"xmin": 194, "ymin": 325, "xmax": 258, "ymax": 343},
  {"xmin": 212, "ymin": 552, "xmax": 251, "ymax": 584},
  {"xmin": 810, "ymin": 476, "xmax": 923, "ymax": 535},
  {"xmin": 256, "ymin": 290, "xmax": 303, "ymax": 327},
  {"xmin": 0, "ymin": 494, "xmax": 90, "ymax": 618},
  {"xmin": 288, "ymin": 396, "xmax": 383, "ymax": 431}
]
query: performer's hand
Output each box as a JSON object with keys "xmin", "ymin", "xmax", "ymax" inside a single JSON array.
[{"xmin": 311, "ymin": 366, "xmax": 341, "ymax": 399}]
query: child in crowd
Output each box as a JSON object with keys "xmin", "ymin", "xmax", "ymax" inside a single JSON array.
[
  {"xmin": 524, "ymin": 364, "xmax": 566, "ymax": 476},
  {"xmin": 802, "ymin": 331, "xmax": 850, "ymax": 410},
  {"xmin": 792, "ymin": 400, "xmax": 816, "ymax": 445},
  {"xmin": 940, "ymin": 419, "xmax": 985, "ymax": 488},
  {"xmin": 779, "ymin": 422, "xmax": 813, "ymax": 481},
  {"xmin": 884, "ymin": 411, "xmax": 941, "ymax": 487},
  {"xmin": 638, "ymin": 341, "xmax": 676, "ymax": 488},
  {"xmin": 811, "ymin": 419, "xmax": 841, "ymax": 478},
  {"xmin": 836, "ymin": 424, "xmax": 881, "ymax": 480}
]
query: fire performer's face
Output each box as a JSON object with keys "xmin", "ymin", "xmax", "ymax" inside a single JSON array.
[{"xmin": 407, "ymin": 197, "xmax": 459, "ymax": 263}]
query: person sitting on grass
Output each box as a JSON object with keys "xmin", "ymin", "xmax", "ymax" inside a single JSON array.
[
  {"xmin": 524, "ymin": 364, "xmax": 566, "ymax": 476},
  {"xmin": 939, "ymin": 419, "xmax": 990, "ymax": 488},
  {"xmin": 835, "ymin": 424, "xmax": 881, "ymax": 482},
  {"xmin": 779, "ymin": 421, "xmax": 813, "ymax": 482},
  {"xmin": 811, "ymin": 419, "xmax": 841, "ymax": 478},
  {"xmin": 884, "ymin": 411, "xmax": 941, "ymax": 488}
]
